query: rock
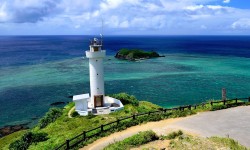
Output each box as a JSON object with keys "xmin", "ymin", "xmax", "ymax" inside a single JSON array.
[
  {"xmin": 0, "ymin": 124, "xmax": 29, "ymax": 138},
  {"xmin": 67, "ymin": 95, "xmax": 73, "ymax": 98},
  {"xmin": 50, "ymin": 101, "xmax": 66, "ymax": 106}
]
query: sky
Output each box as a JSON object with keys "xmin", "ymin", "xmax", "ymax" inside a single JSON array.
[{"xmin": 0, "ymin": 0, "xmax": 250, "ymax": 35}]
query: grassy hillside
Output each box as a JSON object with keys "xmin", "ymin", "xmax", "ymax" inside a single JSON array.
[
  {"xmin": 1, "ymin": 93, "xmax": 160, "ymax": 150},
  {"xmin": 105, "ymin": 130, "xmax": 249, "ymax": 150},
  {"xmin": 0, "ymin": 130, "xmax": 27, "ymax": 150},
  {"xmin": 169, "ymin": 133, "xmax": 248, "ymax": 150},
  {"xmin": 1, "ymin": 93, "xmax": 249, "ymax": 150}
]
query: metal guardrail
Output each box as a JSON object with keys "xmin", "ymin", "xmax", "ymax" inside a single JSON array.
[{"xmin": 55, "ymin": 97, "xmax": 250, "ymax": 150}]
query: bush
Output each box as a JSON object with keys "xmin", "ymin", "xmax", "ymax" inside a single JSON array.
[
  {"xmin": 38, "ymin": 108, "xmax": 63, "ymax": 129},
  {"xmin": 161, "ymin": 130, "xmax": 183, "ymax": 140},
  {"xmin": 111, "ymin": 93, "xmax": 139, "ymax": 106},
  {"xmin": 104, "ymin": 130, "xmax": 158, "ymax": 150},
  {"xmin": 9, "ymin": 132, "xmax": 48, "ymax": 150},
  {"xmin": 211, "ymin": 105, "xmax": 227, "ymax": 111},
  {"xmin": 71, "ymin": 111, "xmax": 79, "ymax": 117}
]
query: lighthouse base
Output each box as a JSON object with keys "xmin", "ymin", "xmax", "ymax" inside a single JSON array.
[{"xmin": 72, "ymin": 95, "xmax": 124, "ymax": 116}]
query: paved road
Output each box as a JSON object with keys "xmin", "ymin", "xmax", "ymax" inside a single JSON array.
[
  {"xmin": 170, "ymin": 106, "xmax": 250, "ymax": 147},
  {"xmin": 81, "ymin": 106, "xmax": 250, "ymax": 150}
]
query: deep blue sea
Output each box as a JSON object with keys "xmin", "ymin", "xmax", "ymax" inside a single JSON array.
[{"xmin": 1, "ymin": 35, "xmax": 250, "ymax": 128}]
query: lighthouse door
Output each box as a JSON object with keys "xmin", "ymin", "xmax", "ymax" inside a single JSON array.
[{"xmin": 94, "ymin": 95, "xmax": 104, "ymax": 107}]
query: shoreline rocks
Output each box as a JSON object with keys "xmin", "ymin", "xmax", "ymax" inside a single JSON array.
[
  {"xmin": 0, "ymin": 124, "xmax": 29, "ymax": 138},
  {"xmin": 50, "ymin": 101, "xmax": 66, "ymax": 106}
]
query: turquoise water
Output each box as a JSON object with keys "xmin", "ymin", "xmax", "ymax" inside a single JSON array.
[{"xmin": 1, "ymin": 36, "xmax": 250, "ymax": 127}]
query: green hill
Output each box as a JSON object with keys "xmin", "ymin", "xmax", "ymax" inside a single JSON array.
[
  {"xmin": 0, "ymin": 93, "xmax": 161, "ymax": 150},
  {"xmin": 115, "ymin": 49, "xmax": 162, "ymax": 61}
]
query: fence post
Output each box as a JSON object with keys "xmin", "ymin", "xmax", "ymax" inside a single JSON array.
[
  {"xmin": 249, "ymin": 97, "xmax": 250, "ymax": 102},
  {"xmin": 223, "ymin": 100, "xmax": 226, "ymax": 105},
  {"xmin": 66, "ymin": 140, "xmax": 70, "ymax": 150},
  {"xmin": 235, "ymin": 98, "xmax": 238, "ymax": 104},
  {"xmin": 164, "ymin": 109, "xmax": 167, "ymax": 113},
  {"xmin": 83, "ymin": 131, "xmax": 86, "ymax": 140},
  {"xmin": 101, "ymin": 125, "xmax": 104, "ymax": 132},
  {"xmin": 210, "ymin": 101, "xmax": 213, "ymax": 106},
  {"xmin": 188, "ymin": 105, "xmax": 191, "ymax": 110},
  {"xmin": 133, "ymin": 114, "xmax": 136, "ymax": 120},
  {"xmin": 194, "ymin": 105, "xmax": 197, "ymax": 109}
]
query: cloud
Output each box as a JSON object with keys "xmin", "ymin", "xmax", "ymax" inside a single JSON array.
[
  {"xmin": 0, "ymin": 0, "xmax": 61, "ymax": 23},
  {"xmin": 0, "ymin": 2, "xmax": 10, "ymax": 22},
  {"xmin": 0, "ymin": 0, "xmax": 250, "ymax": 35},
  {"xmin": 231, "ymin": 18, "xmax": 250, "ymax": 29},
  {"xmin": 201, "ymin": 25, "xmax": 207, "ymax": 29},
  {"xmin": 223, "ymin": 0, "xmax": 230, "ymax": 3}
]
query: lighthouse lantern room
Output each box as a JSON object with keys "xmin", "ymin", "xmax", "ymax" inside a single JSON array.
[{"xmin": 73, "ymin": 37, "xmax": 124, "ymax": 116}]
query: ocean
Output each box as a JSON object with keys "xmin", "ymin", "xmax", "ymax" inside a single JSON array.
[{"xmin": 1, "ymin": 35, "xmax": 250, "ymax": 128}]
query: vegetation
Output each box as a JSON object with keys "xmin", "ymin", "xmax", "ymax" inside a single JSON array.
[
  {"xmin": 209, "ymin": 137, "xmax": 249, "ymax": 150},
  {"xmin": 168, "ymin": 134, "xmax": 248, "ymax": 150},
  {"xmin": 104, "ymin": 130, "xmax": 158, "ymax": 150},
  {"xmin": 104, "ymin": 130, "xmax": 248, "ymax": 150},
  {"xmin": 110, "ymin": 93, "xmax": 139, "ymax": 106},
  {"xmin": 160, "ymin": 130, "xmax": 183, "ymax": 140},
  {"xmin": 9, "ymin": 132, "xmax": 48, "ymax": 150},
  {"xmin": 3, "ymin": 93, "xmax": 161, "ymax": 150},
  {"xmin": 71, "ymin": 111, "xmax": 80, "ymax": 117},
  {"xmin": 1, "ymin": 93, "xmax": 249, "ymax": 150},
  {"xmin": 115, "ymin": 48, "xmax": 161, "ymax": 61},
  {"xmin": 0, "ymin": 130, "xmax": 27, "ymax": 150},
  {"xmin": 38, "ymin": 107, "xmax": 63, "ymax": 129},
  {"xmin": 113, "ymin": 131, "xmax": 248, "ymax": 150}
]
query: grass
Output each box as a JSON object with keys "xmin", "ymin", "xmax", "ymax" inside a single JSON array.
[
  {"xmin": 210, "ymin": 136, "xmax": 249, "ymax": 150},
  {"xmin": 11, "ymin": 93, "xmax": 162, "ymax": 150},
  {"xmin": 160, "ymin": 130, "xmax": 183, "ymax": 140},
  {"xmin": 0, "ymin": 130, "xmax": 27, "ymax": 150},
  {"xmin": 1, "ymin": 93, "xmax": 249, "ymax": 150},
  {"xmin": 104, "ymin": 130, "xmax": 158, "ymax": 150},
  {"xmin": 169, "ymin": 134, "xmax": 249, "ymax": 150},
  {"xmin": 104, "ymin": 130, "xmax": 249, "ymax": 150}
]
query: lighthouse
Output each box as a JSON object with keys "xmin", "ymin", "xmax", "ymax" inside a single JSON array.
[
  {"xmin": 86, "ymin": 38, "xmax": 105, "ymax": 108},
  {"xmin": 72, "ymin": 37, "xmax": 123, "ymax": 116}
]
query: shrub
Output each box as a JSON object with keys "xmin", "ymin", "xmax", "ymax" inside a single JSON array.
[
  {"xmin": 71, "ymin": 111, "xmax": 79, "ymax": 117},
  {"xmin": 211, "ymin": 105, "xmax": 227, "ymax": 111},
  {"xmin": 104, "ymin": 130, "xmax": 158, "ymax": 150},
  {"xmin": 9, "ymin": 132, "xmax": 48, "ymax": 150},
  {"xmin": 163, "ymin": 130, "xmax": 183, "ymax": 140},
  {"xmin": 38, "ymin": 108, "xmax": 63, "ymax": 129},
  {"xmin": 111, "ymin": 93, "xmax": 139, "ymax": 106}
]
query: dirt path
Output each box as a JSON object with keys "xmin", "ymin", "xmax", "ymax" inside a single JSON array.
[
  {"xmin": 68, "ymin": 106, "xmax": 75, "ymax": 118},
  {"xmin": 80, "ymin": 118, "xmax": 188, "ymax": 150},
  {"xmin": 80, "ymin": 106, "xmax": 250, "ymax": 150}
]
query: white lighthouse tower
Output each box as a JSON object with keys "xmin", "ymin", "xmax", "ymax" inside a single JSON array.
[
  {"xmin": 72, "ymin": 37, "xmax": 124, "ymax": 116},
  {"xmin": 86, "ymin": 38, "xmax": 105, "ymax": 108}
]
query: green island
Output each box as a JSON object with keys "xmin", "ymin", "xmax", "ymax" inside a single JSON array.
[
  {"xmin": 115, "ymin": 49, "xmax": 164, "ymax": 61},
  {"xmin": 0, "ymin": 93, "xmax": 249, "ymax": 150}
]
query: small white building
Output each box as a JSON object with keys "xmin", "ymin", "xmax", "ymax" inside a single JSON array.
[{"xmin": 73, "ymin": 38, "xmax": 124, "ymax": 116}]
